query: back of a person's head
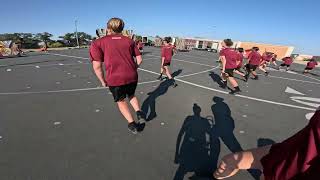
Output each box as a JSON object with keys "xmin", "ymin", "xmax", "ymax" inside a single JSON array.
[
  {"xmin": 107, "ymin": 17, "xmax": 125, "ymax": 34},
  {"xmin": 237, "ymin": 48, "xmax": 244, "ymax": 53},
  {"xmin": 252, "ymin": 47, "xmax": 259, "ymax": 51},
  {"xmin": 164, "ymin": 37, "xmax": 172, "ymax": 43},
  {"xmin": 223, "ymin": 39, "xmax": 233, "ymax": 47}
]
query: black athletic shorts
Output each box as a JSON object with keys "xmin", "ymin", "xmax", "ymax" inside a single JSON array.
[
  {"xmin": 224, "ymin": 68, "xmax": 235, "ymax": 77},
  {"xmin": 305, "ymin": 67, "xmax": 313, "ymax": 70},
  {"xmin": 163, "ymin": 62, "xmax": 171, "ymax": 66},
  {"xmin": 109, "ymin": 82, "xmax": 137, "ymax": 102},
  {"xmin": 280, "ymin": 63, "xmax": 290, "ymax": 67},
  {"xmin": 246, "ymin": 64, "xmax": 258, "ymax": 71}
]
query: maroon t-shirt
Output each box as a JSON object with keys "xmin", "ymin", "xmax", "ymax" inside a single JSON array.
[
  {"xmin": 282, "ymin": 57, "xmax": 293, "ymax": 65},
  {"xmin": 161, "ymin": 44, "xmax": 174, "ymax": 63},
  {"xmin": 220, "ymin": 48, "xmax": 238, "ymax": 69},
  {"xmin": 307, "ymin": 61, "xmax": 318, "ymax": 68},
  {"xmin": 248, "ymin": 51, "xmax": 262, "ymax": 65},
  {"xmin": 237, "ymin": 53, "xmax": 244, "ymax": 68},
  {"xmin": 261, "ymin": 109, "xmax": 320, "ymax": 180},
  {"xmin": 89, "ymin": 34, "xmax": 141, "ymax": 86},
  {"xmin": 263, "ymin": 54, "xmax": 273, "ymax": 62}
]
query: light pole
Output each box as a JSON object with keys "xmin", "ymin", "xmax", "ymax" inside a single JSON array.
[{"xmin": 75, "ymin": 19, "xmax": 80, "ymax": 48}]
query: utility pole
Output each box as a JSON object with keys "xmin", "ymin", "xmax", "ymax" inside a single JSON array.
[{"xmin": 75, "ymin": 19, "xmax": 80, "ymax": 48}]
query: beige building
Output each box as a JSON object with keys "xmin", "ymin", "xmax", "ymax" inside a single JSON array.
[{"xmin": 237, "ymin": 42, "xmax": 294, "ymax": 59}]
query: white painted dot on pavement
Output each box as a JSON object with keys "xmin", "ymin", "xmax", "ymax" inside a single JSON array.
[
  {"xmin": 26, "ymin": 86, "xmax": 31, "ymax": 89},
  {"xmin": 35, "ymin": 66, "xmax": 40, "ymax": 68},
  {"xmin": 309, "ymin": 90, "xmax": 312, "ymax": 92},
  {"xmin": 6, "ymin": 69, "xmax": 12, "ymax": 72},
  {"xmin": 58, "ymin": 63, "xmax": 64, "ymax": 66},
  {"xmin": 245, "ymin": 104, "xmax": 249, "ymax": 107},
  {"xmin": 87, "ymin": 81, "xmax": 91, "ymax": 84},
  {"xmin": 67, "ymin": 73, "xmax": 71, "ymax": 75},
  {"xmin": 95, "ymin": 109, "xmax": 101, "ymax": 113},
  {"xmin": 153, "ymin": 85, "xmax": 157, "ymax": 88},
  {"xmin": 242, "ymin": 115, "xmax": 247, "ymax": 118},
  {"xmin": 56, "ymin": 82, "xmax": 61, "ymax": 84},
  {"xmin": 54, "ymin": 121, "xmax": 61, "ymax": 125},
  {"xmin": 305, "ymin": 112, "xmax": 315, "ymax": 121},
  {"xmin": 239, "ymin": 130, "xmax": 245, "ymax": 134},
  {"xmin": 0, "ymin": 136, "xmax": 2, "ymax": 140},
  {"xmin": 140, "ymin": 92, "xmax": 144, "ymax": 94},
  {"xmin": 161, "ymin": 122, "xmax": 165, "ymax": 126},
  {"xmin": 72, "ymin": 75, "xmax": 77, "ymax": 78},
  {"xmin": 78, "ymin": 61, "xmax": 82, "ymax": 63}
]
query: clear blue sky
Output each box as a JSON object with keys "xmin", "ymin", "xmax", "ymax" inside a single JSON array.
[{"xmin": 1, "ymin": 0, "xmax": 319, "ymax": 54}]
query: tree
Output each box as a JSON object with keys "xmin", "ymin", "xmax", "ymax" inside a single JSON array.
[
  {"xmin": 59, "ymin": 32, "xmax": 92, "ymax": 46},
  {"xmin": 35, "ymin": 32, "xmax": 53, "ymax": 43}
]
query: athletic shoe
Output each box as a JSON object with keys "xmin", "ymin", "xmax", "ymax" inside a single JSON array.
[
  {"xmin": 136, "ymin": 111, "xmax": 146, "ymax": 124},
  {"xmin": 229, "ymin": 89, "xmax": 241, "ymax": 95},
  {"xmin": 128, "ymin": 122, "xmax": 138, "ymax": 134},
  {"xmin": 253, "ymin": 76, "xmax": 259, "ymax": 80},
  {"xmin": 157, "ymin": 75, "xmax": 163, "ymax": 81},
  {"xmin": 171, "ymin": 79, "xmax": 178, "ymax": 88},
  {"xmin": 265, "ymin": 72, "xmax": 269, "ymax": 76}
]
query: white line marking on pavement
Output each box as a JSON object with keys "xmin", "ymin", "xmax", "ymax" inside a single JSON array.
[
  {"xmin": 48, "ymin": 53, "xmax": 89, "ymax": 60},
  {"xmin": 178, "ymin": 67, "xmax": 219, "ymax": 78},
  {"xmin": 267, "ymin": 75, "xmax": 320, "ymax": 85},
  {"xmin": 48, "ymin": 53, "xmax": 317, "ymax": 111},
  {"xmin": 0, "ymin": 80, "xmax": 159, "ymax": 95},
  {"xmin": 285, "ymin": 86, "xmax": 305, "ymax": 95},
  {"xmin": 305, "ymin": 112, "xmax": 315, "ymax": 120}
]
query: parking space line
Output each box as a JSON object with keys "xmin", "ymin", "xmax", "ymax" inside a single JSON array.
[
  {"xmin": 178, "ymin": 67, "xmax": 219, "ymax": 78},
  {"xmin": 0, "ymin": 80, "xmax": 159, "ymax": 95},
  {"xmin": 47, "ymin": 53, "xmax": 317, "ymax": 111}
]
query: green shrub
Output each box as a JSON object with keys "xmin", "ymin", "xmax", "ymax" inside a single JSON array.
[{"xmin": 49, "ymin": 42, "xmax": 64, "ymax": 48}]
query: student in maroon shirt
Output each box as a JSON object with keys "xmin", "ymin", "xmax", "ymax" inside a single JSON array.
[
  {"xmin": 136, "ymin": 39, "xmax": 144, "ymax": 53},
  {"xmin": 233, "ymin": 48, "xmax": 246, "ymax": 78},
  {"xmin": 271, "ymin": 53, "xmax": 278, "ymax": 66},
  {"xmin": 214, "ymin": 107, "xmax": 320, "ymax": 180},
  {"xmin": 259, "ymin": 52, "xmax": 270, "ymax": 76},
  {"xmin": 303, "ymin": 59, "xmax": 318, "ymax": 74},
  {"xmin": 89, "ymin": 18, "xmax": 146, "ymax": 134},
  {"xmin": 219, "ymin": 39, "xmax": 242, "ymax": 94},
  {"xmin": 157, "ymin": 37, "xmax": 177, "ymax": 87},
  {"xmin": 245, "ymin": 47, "xmax": 262, "ymax": 81},
  {"xmin": 279, "ymin": 56, "xmax": 293, "ymax": 71}
]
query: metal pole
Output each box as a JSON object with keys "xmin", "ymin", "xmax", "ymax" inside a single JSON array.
[{"xmin": 75, "ymin": 19, "xmax": 80, "ymax": 48}]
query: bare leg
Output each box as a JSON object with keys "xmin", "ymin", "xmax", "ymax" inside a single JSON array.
[
  {"xmin": 117, "ymin": 99, "xmax": 134, "ymax": 123},
  {"xmin": 234, "ymin": 70, "xmax": 245, "ymax": 77},
  {"xmin": 164, "ymin": 66, "xmax": 173, "ymax": 79},
  {"xmin": 228, "ymin": 77, "xmax": 239, "ymax": 88},
  {"xmin": 259, "ymin": 66, "xmax": 267, "ymax": 73},
  {"xmin": 214, "ymin": 145, "xmax": 271, "ymax": 179},
  {"xmin": 129, "ymin": 96, "xmax": 141, "ymax": 112}
]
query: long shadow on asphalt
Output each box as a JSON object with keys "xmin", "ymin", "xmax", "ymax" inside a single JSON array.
[
  {"xmin": 173, "ymin": 97, "xmax": 262, "ymax": 180},
  {"xmin": 141, "ymin": 69, "xmax": 182, "ymax": 121}
]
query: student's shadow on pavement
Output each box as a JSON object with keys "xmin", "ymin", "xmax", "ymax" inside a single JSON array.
[
  {"xmin": 141, "ymin": 69, "xmax": 182, "ymax": 121},
  {"xmin": 174, "ymin": 103, "xmax": 220, "ymax": 180},
  {"xmin": 174, "ymin": 97, "xmax": 262, "ymax": 180}
]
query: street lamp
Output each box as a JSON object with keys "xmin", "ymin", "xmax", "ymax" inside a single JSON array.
[{"xmin": 75, "ymin": 19, "xmax": 80, "ymax": 48}]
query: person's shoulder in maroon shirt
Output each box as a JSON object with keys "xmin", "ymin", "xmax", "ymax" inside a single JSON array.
[
  {"xmin": 248, "ymin": 48, "xmax": 262, "ymax": 65},
  {"xmin": 220, "ymin": 48, "xmax": 239, "ymax": 69},
  {"xmin": 307, "ymin": 60, "xmax": 318, "ymax": 68},
  {"xmin": 282, "ymin": 57, "xmax": 293, "ymax": 65},
  {"xmin": 90, "ymin": 34, "xmax": 141, "ymax": 86}
]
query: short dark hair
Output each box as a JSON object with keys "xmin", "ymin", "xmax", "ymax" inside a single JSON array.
[
  {"xmin": 237, "ymin": 48, "xmax": 244, "ymax": 53},
  {"xmin": 164, "ymin": 37, "xmax": 172, "ymax": 43},
  {"xmin": 223, "ymin": 39, "xmax": 233, "ymax": 47},
  {"xmin": 252, "ymin": 47, "xmax": 259, "ymax": 51}
]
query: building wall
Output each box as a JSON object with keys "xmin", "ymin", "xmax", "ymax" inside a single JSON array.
[{"xmin": 238, "ymin": 42, "xmax": 294, "ymax": 59}]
